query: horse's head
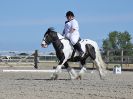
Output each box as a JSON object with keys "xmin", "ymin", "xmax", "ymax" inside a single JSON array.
[{"xmin": 41, "ymin": 27, "xmax": 57, "ymax": 48}]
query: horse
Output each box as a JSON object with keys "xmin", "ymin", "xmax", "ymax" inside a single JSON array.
[{"xmin": 41, "ymin": 28, "xmax": 106, "ymax": 80}]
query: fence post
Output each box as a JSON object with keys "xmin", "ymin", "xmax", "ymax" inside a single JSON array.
[
  {"xmin": 34, "ymin": 50, "xmax": 38, "ymax": 69},
  {"xmin": 127, "ymin": 57, "xmax": 129, "ymax": 67},
  {"xmin": 106, "ymin": 50, "xmax": 110, "ymax": 69},
  {"xmin": 93, "ymin": 62, "xmax": 95, "ymax": 70},
  {"xmin": 121, "ymin": 49, "xmax": 123, "ymax": 68}
]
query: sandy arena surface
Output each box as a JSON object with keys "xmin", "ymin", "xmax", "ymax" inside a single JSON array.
[{"xmin": 0, "ymin": 66, "xmax": 133, "ymax": 99}]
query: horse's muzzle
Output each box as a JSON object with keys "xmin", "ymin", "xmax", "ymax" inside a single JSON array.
[
  {"xmin": 41, "ymin": 40, "xmax": 48, "ymax": 48},
  {"xmin": 41, "ymin": 44, "xmax": 48, "ymax": 48}
]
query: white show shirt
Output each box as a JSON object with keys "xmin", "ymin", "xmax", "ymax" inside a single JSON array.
[{"xmin": 64, "ymin": 19, "xmax": 80, "ymax": 45}]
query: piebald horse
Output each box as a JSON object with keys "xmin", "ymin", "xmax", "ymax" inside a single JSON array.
[{"xmin": 41, "ymin": 28, "xmax": 106, "ymax": 80}]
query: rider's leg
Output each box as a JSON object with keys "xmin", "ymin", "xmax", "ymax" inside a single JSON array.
[
  {"xmin": 73, "ymin": 42, "xmax": 84, "ymax": 57},
  {"xmin": 69, "ymin": 32, "xmax": 84, "ymax": 57}
]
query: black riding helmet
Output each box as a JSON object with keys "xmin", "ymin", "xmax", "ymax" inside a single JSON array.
[{"xmin": 66, "ymin": 11, "xmax": 74, "ymax": 17}]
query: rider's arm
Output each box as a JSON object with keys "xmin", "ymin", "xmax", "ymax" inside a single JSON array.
[
  {"xmin": 62, "ymin": 29, "xmax": 65, "ymax": 36},
  {"xmin": 70, "ymin": 20, "xmax": 79, "ymax": 33},
  {"xmin": 62, "ymin": 21, "xmax": 69, "ymax": 36}
]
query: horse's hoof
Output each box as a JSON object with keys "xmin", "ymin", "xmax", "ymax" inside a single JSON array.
[
  {"xmin": 100, "ymin": 76, "xmax": 105, "ymax": 80},
  {"xmin": 51, "ymin": 76, "xmax": 55, "ymax": 80},
  {"xmin": 76, "ymin": 75, "xmax": 82, "ymax": 80},
  {"xmin": 100, "ymin": 74, "xmax": 106, "ymax": 80},
  {"xmin": 51, "ymin": 74, "xmax": 58, "ymax": 80}
]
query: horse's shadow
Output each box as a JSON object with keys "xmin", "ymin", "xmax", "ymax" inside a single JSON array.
[{"xmin": 15, "ymin": 78, "xmax": 71, "ymax": 81}]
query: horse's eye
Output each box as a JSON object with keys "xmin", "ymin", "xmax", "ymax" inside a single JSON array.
[{"xmin": 46, "ymin": 35, "xmax": 49, "ymax": 39}]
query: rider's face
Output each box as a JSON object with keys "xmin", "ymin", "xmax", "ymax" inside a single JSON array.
[{"xmin": 66, "ymin": 16, "xmax": 73, "ymax": 21}]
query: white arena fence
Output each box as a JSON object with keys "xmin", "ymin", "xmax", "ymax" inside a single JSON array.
[
  {"xmin": 0, "ymin": 50, "xmax": 57, "ymax": 63},
  {"xmin": 0, "ymin": 50, "xmax": 133, "ymax": 68}
]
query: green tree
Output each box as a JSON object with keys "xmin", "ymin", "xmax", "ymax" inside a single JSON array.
[{"xmin": 102, "ymin": 31, "xmax": 133, "ymax": 56}]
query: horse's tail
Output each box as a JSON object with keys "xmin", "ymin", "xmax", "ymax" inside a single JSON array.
[
  {"xmin": 86, "ymin": 40, "xmax": 106, "ymax": 70},
  {"xmin": 96, "ymin": 47, "xmax": 106, "ymax": 70},
  {"xmin": 85, "ymin": 39, "xmax": 107, "ymax": 78}
]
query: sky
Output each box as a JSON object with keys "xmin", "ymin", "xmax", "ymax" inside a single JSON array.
[{"xmin": 0, "ymin": 0, "xmax": 133, "ymax": 52}]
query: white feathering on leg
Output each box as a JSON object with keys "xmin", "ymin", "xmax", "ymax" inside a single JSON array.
[
  {"xmin": 79, "ymin": 67, "xmax": 87, "ymax": 77},
  {"xmin": 68, "ymin": 68, "xmax": 78, "ymax": 80}
]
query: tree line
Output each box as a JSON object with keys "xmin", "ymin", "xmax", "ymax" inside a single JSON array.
[{"xmin": 102, "ymin": 31, "xmax": 133, "ymax": 56}]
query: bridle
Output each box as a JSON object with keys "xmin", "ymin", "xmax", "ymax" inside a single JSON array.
[{"xmin": 43, "ymin": 33, "xmax": 66, "ymax": 45}]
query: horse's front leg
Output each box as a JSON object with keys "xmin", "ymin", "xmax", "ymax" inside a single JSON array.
[
  {"xmin": 67, "ymin": 67, "xmax": 78, "ymax": 80},
  {"xmin": 50, "ymin": 65, "xmax": 61, "ymax": 80},
  {"xmin": 51, "ymin": 59, "xmax": 67, "ymax": 80}
]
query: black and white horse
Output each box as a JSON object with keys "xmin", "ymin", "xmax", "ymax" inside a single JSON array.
[{"xmin": 41, "ymin": 28, "xmax": 106, "ymax": 80}]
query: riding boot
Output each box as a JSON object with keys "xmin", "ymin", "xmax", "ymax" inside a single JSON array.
[{"xmin": 73, "ymin": 42, "xmax": 84, "ymax": 57}]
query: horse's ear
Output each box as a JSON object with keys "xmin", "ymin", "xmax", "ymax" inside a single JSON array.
[{"xmin": 48, "ymin": 27, "xmax": 54, "ymax": 32}]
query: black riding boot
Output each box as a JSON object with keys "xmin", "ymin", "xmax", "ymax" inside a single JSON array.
[{"xmin": 73, "ymin": 42, "xmax": 84, "ymax": 57}]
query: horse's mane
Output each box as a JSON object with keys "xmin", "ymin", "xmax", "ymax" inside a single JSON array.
[
  {"xmin": 44, "ymin": 27, "xmax": 56, "ymax": 37},
  {"xmin": 47, "ymin": 27, "xmax": 64, "ymax": 39}
]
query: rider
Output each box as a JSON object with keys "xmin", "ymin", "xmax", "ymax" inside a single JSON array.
[{"xmin": 62, "ymin": 11, "xmax": 84, "ymax": 57}]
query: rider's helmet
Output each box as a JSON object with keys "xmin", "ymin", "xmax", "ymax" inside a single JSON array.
[{"xmin": 66, "ymin": 11, "xmax": 74, "ymax": 17}]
